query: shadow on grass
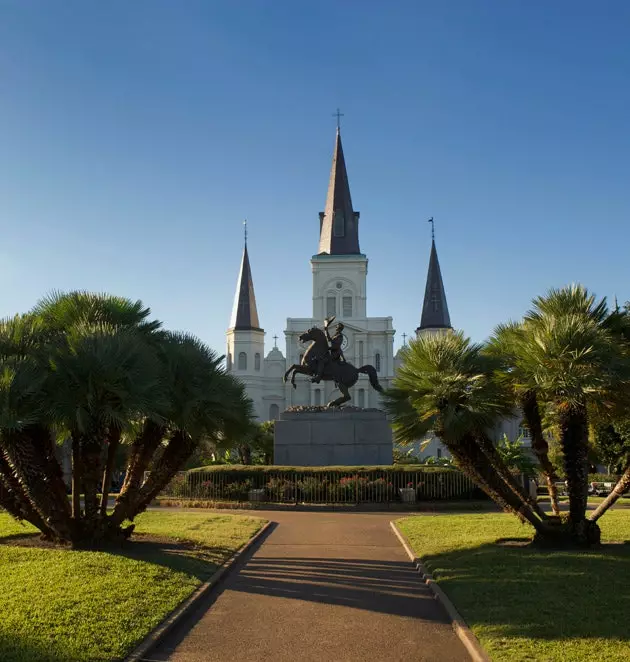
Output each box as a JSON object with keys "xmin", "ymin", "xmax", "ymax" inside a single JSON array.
[
  {"xmin": 0, "ymin": 531, "xmax": 233, "ymax": 582},
  {"xmin": 423, "ymin": 541, "xmax": 630, "ymax": 643},
  {"xmin": 0, "ymin": 634, "xmax": 73, "ymax": 662}
]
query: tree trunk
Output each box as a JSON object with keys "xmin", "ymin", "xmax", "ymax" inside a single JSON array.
[
  {"xmin": 558, "ymin": 402, "xmax": 590, "ymax": 524},
  {"xmin": 128, "ymin": 430, "xmax": 196, "ymax": 518},
  {"xmin": 71, "ymin": 432, "xmax": 82, "ymax": 519},
  {"xmin": 80, "ymin": 433, "xmax": 106, "ymax": 525},
  {"xmin": 477, "ymin": 433, "xmax": 548, "ymax": 520},
  {"xmin": 109, "ymin": 420, "xmax": 165, "ymax": 526},
  {"xmin": 99, "ymin": 427, "xmax": 122, "ymax": 516},
  {"xmin": 1, "ymin": 428, "xmax": 73, "ymax": 541},
  {"xmin": 445, "ymin": 434, "xmax": 546, "ymax": 533},
  {"xmin": 0, "ymin": 452, "xmax": 55, "ymax": 536},
  {"xmin": 521, "ymin": 390, "xmax": 561, "ymax": 516},
  {"xmin": 590, "ymin": 464, "xmax": 630, "ymax": 522}
]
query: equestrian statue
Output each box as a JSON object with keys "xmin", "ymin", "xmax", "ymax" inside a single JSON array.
[{"xmin": 283, "ymin": 316, "xmax": 383, "ymax": 407}]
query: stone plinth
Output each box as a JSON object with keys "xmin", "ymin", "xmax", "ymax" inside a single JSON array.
[{"xmin": 274, "ymin": 407, "xmax": 393, "ymax": 466}]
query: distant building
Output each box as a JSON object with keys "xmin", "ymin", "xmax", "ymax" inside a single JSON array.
[{"xmin": 225, "ymin": 126, "xmax": 527, "ymax": 461}]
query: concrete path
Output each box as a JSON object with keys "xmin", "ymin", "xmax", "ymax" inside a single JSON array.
[{"xmin": 147, "ymin": 510, "xmax": 470, "ymax": 662}]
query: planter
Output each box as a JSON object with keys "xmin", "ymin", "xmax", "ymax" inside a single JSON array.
[
  {"xmin": 248, "ymin": 488, "xmax": 266, "ymax": 502},
  {"xmin": 399, "ymin": 488, "xmax": 416, "ymax": 503}
]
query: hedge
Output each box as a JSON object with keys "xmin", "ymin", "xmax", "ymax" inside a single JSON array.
[{"xmin": 164, "ymin": 465, "xmax": 487, "ymax": 503}]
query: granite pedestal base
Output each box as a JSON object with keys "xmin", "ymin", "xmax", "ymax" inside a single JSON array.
[{"xmin": 274, "ymin": 407, "xmax": 393, "ymax": 466}]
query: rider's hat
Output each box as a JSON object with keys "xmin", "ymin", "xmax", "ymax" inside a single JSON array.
[{"xmin": 335, "ymin": 322, "xmax": 345, "ymax": 332}]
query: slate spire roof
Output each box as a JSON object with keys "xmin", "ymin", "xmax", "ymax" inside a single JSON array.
[
  {"xmin": 417, "ymin": 239, "xmax": 452, "ymax": 332},
  {"xmin": 229, "ymin": 242, "xmax": 262, "ymax": 331},
  {"xmin": 318, "ymin": 128, "xmax": 361, "ymax": 255}
]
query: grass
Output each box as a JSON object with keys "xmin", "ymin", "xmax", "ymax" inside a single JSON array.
[
  {"xmin": 0, "ymin": 511, "xmax": 264, "ymax": 662},
  {"xmin": 397, "ymin": 510, "xmax": 630, "ymax": 662}
]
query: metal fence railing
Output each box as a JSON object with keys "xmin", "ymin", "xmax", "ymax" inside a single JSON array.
[{"xmin": 149, "ymin": 468, "xmax": 484, "ymax": 505}]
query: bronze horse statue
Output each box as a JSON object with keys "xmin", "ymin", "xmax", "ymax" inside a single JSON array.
[{"xmin": 283, "ymin": 326, "xmax": 383, "ymax": 407}]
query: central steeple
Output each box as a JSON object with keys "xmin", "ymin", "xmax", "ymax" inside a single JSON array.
[{"xmin": 318, "ymin": 128, "xmax": 361, "ymax": 255}]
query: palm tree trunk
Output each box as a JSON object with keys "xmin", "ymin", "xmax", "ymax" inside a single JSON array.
[
  {"xmin": 109, "ymin": 420, "xmax": 165, "ymax": 525},
  {"xmin": 558, "ymin": 402, "xmax": 590, "ymax": 524},
  {"xmin": 477, "ymin": 434, "xmax": 549, "ymax": 520},
  {"xmin": 1, "ymin": 429, "xmax": 73, "ymax": 540},
  {"xmin": 590, "ymin": 464, "xmax": 630, "ymax": 522},
  {"xmin": 99, "ymin": 426, "xmax": 122, "ymax": 516},
  {"xmin": 80, "ymin": 433, "xmax": 107, "ymax": 525},
  {"xmin": 129, "ymin": 430, "xmax": 196, "ymax": 518},
  {"xmin": 521, "ymin": 390, "xmax": 561, "ymax": 516},
  {"xmin": 445, "ymin": 434, "xmax": 546, "ymax": 533},
  {"xmin": 0, "ymin": 452, "xmax": 55, "ymax": 536},
  {"xmin": 71, "ymin": 432, "xmax": 81, "ymax": 519}
]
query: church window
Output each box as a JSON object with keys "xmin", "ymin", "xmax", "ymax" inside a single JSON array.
[
  {"xmin": 358, "ymin": 388, "xmax": 365, "ymax": 408},
  {"xmin": 358, "ymin": 341, "xmax": 364, "ymax": 365},
  {"xmin": 314, "ymin": 389, "xmax": 321, "ymax": 406},
  {"xmin": 437, "ymin": 447, "xmax": 442, "ymax": 459},
  {"xmin": 227, "ymin": 353, "xmax": 232, "ymax": 371},
  {"xmin": 238, "ymin": 352, "xmax": 247, "ymax": 370},
  {"xmin": 326, "ymin": 296, "xmax": 336, "ymax": 317},
  {"xmin": 255, "ymin": 353, "xmax": 261, "ymax": 371},
  {"xmin": 375, "ymin": 352, "xmax": 381, "ymax": 372},
  {"xmin": 518, "ymin": 426, "xmax": 531, "ymax": 440},
  {"xmin": 342, "ymin": 296, "xmax": 352, "ymax": 318},
  {"xmin": 333, "ymin": 210, "xmax": 345, "ymax": 237},
  {"xmin": 269, "ymin": 404, "xmax": 279, "ymax": 420}
]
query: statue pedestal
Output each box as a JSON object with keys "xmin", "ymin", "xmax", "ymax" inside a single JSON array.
[{"xmin": 274, "ymin": 407, "xmax": 393, "ymax": 466}]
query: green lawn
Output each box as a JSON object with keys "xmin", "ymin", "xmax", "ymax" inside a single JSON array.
[
  {"xmin": 397, "ymin": 510, "xmax": 630, "ymax": 662},
  {"xmin": 0, "ymin": 511, "xmax": 264, "ymax": 662}
]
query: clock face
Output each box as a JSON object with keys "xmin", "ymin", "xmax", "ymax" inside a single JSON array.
[{"xmin": 340, "ymin": 333, "xmax": 349, "ymax": 351}]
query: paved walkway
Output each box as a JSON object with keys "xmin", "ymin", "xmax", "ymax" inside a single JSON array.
[{"xmin": 147, "ymin": 510, "xmax": 470, "ymax": 662}]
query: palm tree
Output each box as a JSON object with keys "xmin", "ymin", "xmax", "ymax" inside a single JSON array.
[
  {"xmin": 1, "ymin": 291, "xmax": 256, "ymax": 547},
  {"xmin": 486, "ymin": 322, "xmax": 561, "ymax": 516},
  {"xmin": 385, "ymin": 332, "xmax": 548, "ymax": 532},
  {"xmin": 110, "ymin": 332, "xmax": 255, "ymax": 526},
  {"xmin": 520, "ymin": 286, "xmax": 630, "ymax": 543}
]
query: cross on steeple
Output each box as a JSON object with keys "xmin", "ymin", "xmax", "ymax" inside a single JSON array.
[
  {"xmin": 273, "ymin": 334, "xmax": 278, "ymax": 348},
  {"xmin": 332, "ymin": 107, "xmax": 344, "ymax": 129},
  {"xmin": 428, "ymin": 217, "xmax": 435, "ymax": 241},
  {"xmin": 402, "ymin": 333, "xmax": 407, "ymax": 345},
  {"xmin": 243, "ymin": 219, "xmax": 248, "ymax": 246}
]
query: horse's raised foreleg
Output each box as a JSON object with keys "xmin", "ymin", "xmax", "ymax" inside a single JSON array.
[{"xmin": 283, "ymin": 364, "xmax": 310, "ymax": 390}]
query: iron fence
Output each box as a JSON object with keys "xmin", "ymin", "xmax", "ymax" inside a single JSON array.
[{"xmin": 149, "ymin": 467, "xmax": 484, "ymax": 504}]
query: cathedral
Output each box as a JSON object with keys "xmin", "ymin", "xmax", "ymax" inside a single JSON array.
[{"xmin": 225, "ymin": 127, "xmax": 452, "ymax": 424}]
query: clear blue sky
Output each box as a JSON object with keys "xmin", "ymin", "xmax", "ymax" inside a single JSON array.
[{"xmin": 1, "ymin": 1, "xmax": 629, "ymax": 355}]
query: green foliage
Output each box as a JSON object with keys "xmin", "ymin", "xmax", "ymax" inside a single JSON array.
[
  {"xmin": 592, "ymin": 423, "xmax": 630, "ymax": 473},
  {"xmin": 496, "ymin": 434, "xmax": 537, "ymax": 475},
  {"xmin": 0, "ymin": 291, "xmax": 256, "ymax": 546}
]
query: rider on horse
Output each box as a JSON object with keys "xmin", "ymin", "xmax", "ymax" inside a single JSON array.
[{"xmin": 311, "ymin": 315, "xmax": 345, "ymax": 384}]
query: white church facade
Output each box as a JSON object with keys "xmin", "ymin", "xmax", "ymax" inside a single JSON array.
[{"xmin": 225, "ymin": 127, "xmax": 454, "ymax": 437}]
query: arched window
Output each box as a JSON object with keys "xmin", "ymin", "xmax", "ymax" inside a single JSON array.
[
  {"xmin": 314, "ymin": 389, "xmax": 321, "ymax": 406},
  {"xmin": 269, "ymin": 404, "xmax": 280, "ymax": 420},
  {"xmin": 238, "ymin": 352, "xmax": 247, "ymax": 370},
  {"xmin": 358, "ymin": 388, "xmax": 365, "ymax": 408},
  {"xmin": 255, "ymin": 353, "xmax": 261, "ymax": 371},
  {"xmin": 358, "ymin": 341, "xmax": 364, "ymax": 366},
  {"xmin": 227, "ymin": 353, "xmax": 232, "ymax": 371},
  {"xmin": 375, "ymin": 352, "xmax": 381, "ymax": 372}
]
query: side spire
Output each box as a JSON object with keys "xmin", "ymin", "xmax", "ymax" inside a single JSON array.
[
  {"xmin": 417, "ymin": 220, "xmax": 451, "ymax": 334},
  {"xmin": 229, "ymin": 222, "xmax": 262, "ymax": 331},
  {"xmin": 318, "ymin": 126, "xmax": 361, "ymax": 255}
]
